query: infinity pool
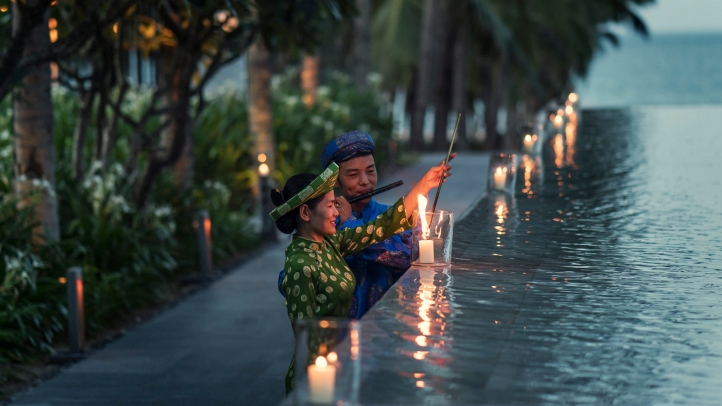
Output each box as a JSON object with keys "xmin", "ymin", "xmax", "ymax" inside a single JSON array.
[{"xmin": 359, "ymin": 106, "xmax": 722, "ymax": 404}]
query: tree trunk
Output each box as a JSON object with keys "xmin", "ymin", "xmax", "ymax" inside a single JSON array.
[
  {"xmin": 93, "ymin": 82, "xmax": 108, "ymax": 162},
  {"xmin": 503, "ymin": 99, "xmax": 518, "ymax": 150},
  {"xmin": 480, "ymin": 59, "xmax": 497, "ymax": 150},
  {"xmin": 352, "ymin": 0, "xmax": 371, "ymax": 89},
  {"xmin": 155, "ymin": 45, "xmax": 194, "ymax": 192},
  {"xmin": 301, "ymin": 53, "xmax": 319, "ymax": 108},
  {"xmin": 451, "ymin": 22, "xmax": 469, "ymax": 150},
  {"xmin": 409, "ymin": 0, "xmax": 439, "ymax": 151},
  {"xmin": 248, "ymin": 38, "xmax": 275, "ymax": 199},
  {"xmin": 98, "ymin": 49, "xmax": 123, "ymax": 170},
  {"xmin": 72, "ymin": 89, "xmax": 95, "ymax": 181},
  {"xmin": 173, "ymin": 126, "xmax": 194, "ymax": 189},
  {"xmin": 485, "ymin": 57, "xmax": 507, "ymax": 151},
  {"xmin": 12, "ymin": 2, "xmax": 59, "ymax": 242},
  {"xmin": 135, "ymin": 47, "xmax": 193, "ymax": 208},
  {"xmin": 432, "ymin": 0, "xmax": 452, "ymax": 151}
]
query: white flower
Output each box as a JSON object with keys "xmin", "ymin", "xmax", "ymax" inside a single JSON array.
[
  {"xmin": 153, "ymin": 206, "xmax": 172, "ymax": 218},
  {"xmin": 317, "ymin": 86, "xmax": 330, "ymax": 98},
  {"xmin": 367, "ymin": 72, "xmax": 383, "ymax": 86},
  {"xmin": 285, "ymin": 95, "xmax": 300, "ymax": 107},
  {"xmin": 310, "ymin": 115, "xmax": 323, "ymax": 126}
]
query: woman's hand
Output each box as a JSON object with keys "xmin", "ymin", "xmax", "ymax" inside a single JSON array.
[
  {"xmin": 335, "ymin": 195, "xmax": 352, "ymax": 224},
  {"xmin": 402, "ymin": 156, "xmax": 454, "ymax": 214}
]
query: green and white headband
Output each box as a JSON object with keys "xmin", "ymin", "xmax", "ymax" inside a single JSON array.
[{"xmin": 269, "ymin": 163, "xmax": 339, "ymax": 221}]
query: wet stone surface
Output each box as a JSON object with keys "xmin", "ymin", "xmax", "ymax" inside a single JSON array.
[{"xmin": 358, "ymin": 107, "xmax": 722, "ymax": 405}]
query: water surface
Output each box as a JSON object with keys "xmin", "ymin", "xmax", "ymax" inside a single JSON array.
[{"xmin": 359, "ymin": 106, "xmax": 722, "ymax": 405}]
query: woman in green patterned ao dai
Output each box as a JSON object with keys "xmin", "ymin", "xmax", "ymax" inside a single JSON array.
[{"xmin": 269, "ymin": 161, "xmax": 452, "ymax": 394}]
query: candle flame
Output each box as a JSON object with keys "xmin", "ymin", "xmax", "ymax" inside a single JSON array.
[
  {"xmin": 495, "ymin": 167, "xmax": 503, "ymax": 175},
  {"xmin": 417, "ymin": 194, "xmax": 430, "ymax": 239},
  {"xmin": 565, "ymin": 105, "xmax": 574, "ymax": 115},
  {"xmin": 569, "ymin": 92, "xmax": 578, "ymax": 103},
  {"xmin": 315, "ymin": 356, "xmax": 327, "ymax": 368},
  {"xmin": 524, "ymin": 134, "xmax": 532, "ymax": 142}
]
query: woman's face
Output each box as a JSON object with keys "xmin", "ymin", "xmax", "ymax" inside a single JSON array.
[{"xmin": 306, "ymin": 191, "xmax": 339, "ymax": 237}]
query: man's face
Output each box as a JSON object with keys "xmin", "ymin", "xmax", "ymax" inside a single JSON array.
[{"xmin": 337, "ymin": 154, "xmax": 377, "ymax": 203}]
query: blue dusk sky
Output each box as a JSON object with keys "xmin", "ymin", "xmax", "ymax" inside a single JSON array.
[{"xmin": 637, "ymin": 0, "xmax": 722, "ymax": 34}]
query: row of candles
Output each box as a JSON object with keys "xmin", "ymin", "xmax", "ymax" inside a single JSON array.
[
  {"xmin": 490, "ymin": 92, "xmax": 579, "ymax": 194},
  {"xmin": 302, "ymin": 92, "xmax": 580, "ymax": 404}
]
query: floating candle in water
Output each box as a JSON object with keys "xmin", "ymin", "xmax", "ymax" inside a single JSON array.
[
  {"xmin": 308, "ymin": 356, "xmax": 335, "ymax": 404},
  {"xmin": 493, "ymin": 167, "xmax": 507, "ymax": 190}
]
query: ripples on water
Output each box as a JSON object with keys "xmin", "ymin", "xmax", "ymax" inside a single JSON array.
[{"xmin": 360, "ymin": 107, "xmax": 722, "ymax": 405}]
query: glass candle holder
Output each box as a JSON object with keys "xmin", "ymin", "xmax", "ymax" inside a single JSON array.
[
  {"xmin": 411, "ymin": 210, "xmax": 454, "ymax": 267},
  {"xmin": 520, "ymin": 124, "xmax": 541, "ymax": 155},
  {"xmin": 488, "ymin": 153, "xmax": 517, "ymax": 195},
  {"xmin": 293, "ymin": 319, "xmax": 360, "ymax": 405}
]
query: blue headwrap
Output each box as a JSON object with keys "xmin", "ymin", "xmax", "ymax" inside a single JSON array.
[{"xmin": 320, "ymin": 130, "xmax": 376, "ymax": 169}]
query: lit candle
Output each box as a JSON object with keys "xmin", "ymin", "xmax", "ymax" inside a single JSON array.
[
  {"xmin": 419, "ymin": 239, "xmax": 434, "ymax": 263},
  {"xmin": 493, "ymin": 167, "xmax": 506, "ymax": 190},
  {"xmin": 553, "ymin": 114, "xmax": 564, "ymax": 129},
  {"xmin": 523, "ymin": 134, "xmax": 534, "ymax": 153},
  {"xmin": 417, "ymin": 195, "xmax": 435, "ymax": 264},
  {"xmin": 308, "ymin": 356, "xmax": 335, "ymax": 404}
]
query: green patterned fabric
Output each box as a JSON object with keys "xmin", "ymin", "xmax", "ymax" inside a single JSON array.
[
  {"xmin": 282, "ymin": 197, "xmax": 413, "ymax": 393},
  {"xmin": 269, "ymin": 163, "xmax": 339, "ymax": 221}
]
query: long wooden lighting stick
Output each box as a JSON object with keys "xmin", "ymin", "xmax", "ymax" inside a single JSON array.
[
  {"xmin": 430, "ymin": 114, "xmax": 461, "ymax": 215},
  {"xmin": 347, "ymin": 180, "xmax": 404, "ymax": 204}
]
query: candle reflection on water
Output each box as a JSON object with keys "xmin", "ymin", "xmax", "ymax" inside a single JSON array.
[
  {"xmin": 520, "ymin": 154, "xmax": 543, "ymax": 197},
  {"xmin": 565, "ymin": 122, "xmax": 577, "ymax": 168},
  {"xmin": 553, "ymin": 133, "xmax": 565, "ymax": 169},
  {"xmin": 397, "ymin": 267, "xmax": 455, "ymax": 393}
]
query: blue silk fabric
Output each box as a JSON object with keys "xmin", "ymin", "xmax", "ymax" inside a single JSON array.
[{"xmin": 277, "ymin": 198, "xmax": 411, "ymax": 319}]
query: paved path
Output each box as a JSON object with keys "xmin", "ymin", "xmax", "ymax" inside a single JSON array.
[{"xmin": 9, "ymin": 152, "xmax": 488, "ymax": 406}]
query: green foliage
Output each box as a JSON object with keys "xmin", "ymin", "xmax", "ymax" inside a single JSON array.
[
  {"xmin": 273, "ymin": 69, "xmax": 394, "ymax": 184},
  {"xmin": 56, "ymin": 162, "xmax": 177, "ymax": 331},
  {"xmin": 0, "ymin": 67, "xmax": 395, "ymax": 368}
]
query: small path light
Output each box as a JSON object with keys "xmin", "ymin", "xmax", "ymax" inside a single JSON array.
[
  {"xmin": 66, "ymin": 267, "xmax": 85, "ymax": 354},
  {"xmin": 194, "ymin": 210, "xmax": 213, "ymax": 283},
  {"xmin": 49, "ymin": 267, "xmax": 85, "ymax": 363}
]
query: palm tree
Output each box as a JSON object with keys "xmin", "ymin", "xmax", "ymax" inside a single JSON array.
[
  {"xmin": 12, "ymin": 1, "xmax": 59, "ymax": 242},
  {"xmin": 248, "ymin": 37, "xmax": 275, "ymax": 197},
  {"xmin": 301, "ymin": 53, "xmax": 320, "ymax": 107},
  {"xmin": 408, "ymin": 0, "xmax": 440, "ymax": 151},
  {"xmin": 352, "ymin": 0, "xmax": 371, "ymax": 89},
  {"xmin": 431, "ymin": 0, "xmax": 452, "ymax": 151}
]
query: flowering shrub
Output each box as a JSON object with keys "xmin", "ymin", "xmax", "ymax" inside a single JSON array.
[
  {"xmin": 273, "ymin": 70, "xmax": 395, "ymax": 184},
  {"xmin": 0, "ymin": 67, "xmax": 398, "ymax": 370}
]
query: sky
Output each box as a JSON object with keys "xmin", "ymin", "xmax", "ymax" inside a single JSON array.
[{"xmin": 635, "ymin": 0, "xmax": 722, "ymax": 34}]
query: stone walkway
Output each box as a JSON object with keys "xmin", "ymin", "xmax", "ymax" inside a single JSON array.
[{"xmin": 9, "ymin": 152, "xmax": 489, "ymax": 406}]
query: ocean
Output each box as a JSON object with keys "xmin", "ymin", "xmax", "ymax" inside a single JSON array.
[{"xmin": 579, "ymin": 33, "xmax": 722, "ymax": 107}]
